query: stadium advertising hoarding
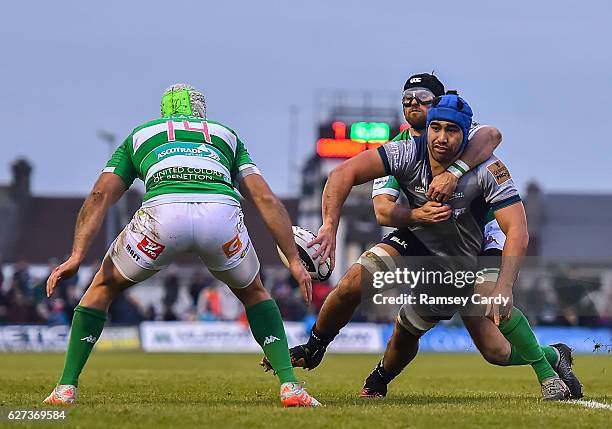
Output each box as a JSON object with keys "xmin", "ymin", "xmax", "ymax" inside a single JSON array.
[
  {"xmin": 0, "ymin": 325, "xmax": 69, "ymax": 352},
  {"xmin": 139, "ymin": 322, "xmax": 383, "ymax": 353},
  {"xmin": 93, "ymin": 326, "xmax": 141, "ymax": 351},
  {"xmin": 1, "ymin": 323, "xmax": 608, "ymax": 354},
  {"xmin": 0, "ymin": 326, "xmax": 140, "ymax": 352},
  {"xmin": 139, "ymin": 322, "xmax": 610, "ymax": 354}
]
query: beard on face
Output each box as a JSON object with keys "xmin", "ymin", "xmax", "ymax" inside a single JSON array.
[{"xmin": 404, "ymin": 108, "xmax": 427, "ymax": 131}]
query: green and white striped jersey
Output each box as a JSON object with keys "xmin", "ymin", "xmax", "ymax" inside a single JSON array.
[
  {"xmin": 104, "ymin": 115, "xmax": 259, "ymax": 206},
  {"xmin": 371, "ymin": 128, "xmax": 411, "ymax": 199}
]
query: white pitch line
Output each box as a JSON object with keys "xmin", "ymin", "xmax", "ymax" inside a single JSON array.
[{"xmin": 565, "ymin": 399, "xmax": 612, "ymax": 410}]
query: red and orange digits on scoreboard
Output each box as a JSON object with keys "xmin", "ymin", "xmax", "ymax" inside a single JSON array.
[{"xmin": 316, "ymin": 121, "xmax": 410, "ymax": 158}]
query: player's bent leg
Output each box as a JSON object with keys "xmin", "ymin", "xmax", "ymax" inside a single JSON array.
[
  {"xmin": 470, "ymin": 260, "xmax": 578, "ymax": 398},
  {"xmin": 284, "ymin": 244, "xmax": 401, "ymax": 372},
  {"xmin": 45, "ymin": 207, "xmax": 177, "ymax": 406},
  {"xmin": 80, "ymin": 256, "xmax": 138, "ymax": 310},
  {"xmin": 315, "ymin": 263, "xmax": 364, "ymax": 337},
  {"xmin": 44, "ymin": 256, "xmax": 137, "ymax": 405},
  {"xmin": 361, "ymin": 305, "xmax": 430, "ymax": 398},
  {"xmin": 462, "ymin": 315, "xmax": 511, "ymax": 365},
  {"xmin": 215, "ymin": 256, "xmax": 320, "ymax": 407},
  {"xmin": 463, "ymin": 302, "xmax": 569, "ymax": 399}
]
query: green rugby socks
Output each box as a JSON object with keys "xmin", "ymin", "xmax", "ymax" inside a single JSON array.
[
  {"xmin": 246, "ymin": 299, "xmax": 298, "ymax": 384},
  {"xmin": 59, "ymin": 305, "xmax": 107, "ymax": 386},
  {"xmin": 499, "ymin": 307, "xmax": 557, "ymax": 382},
  {"xmin": 541, "ymin": 345, "xmax": 560, "ymax": 368}
]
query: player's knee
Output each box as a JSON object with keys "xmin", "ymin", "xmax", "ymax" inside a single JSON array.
[
  {"xmin": 79, "ymin": 283, "xmax": 116, "ymax": 311},
  {"xmin": 480, "ymin": 343, "xmax": 510, "ymax": 366},
  {"xmin": 79, "ymin": 259, "xmax": 134, "ymax": 311},
  {"xmin": 356, "ymin": 246, "xmax": 396, "ymax": 279},
  {"xmin": 232, "ymin": 273, "xmax": 271, "ymax": 307}
]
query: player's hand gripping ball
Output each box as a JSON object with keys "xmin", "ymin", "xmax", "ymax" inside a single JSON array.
[{"xmin": 277, "ymin": 226, "xmax": 332, "ymax": 281}]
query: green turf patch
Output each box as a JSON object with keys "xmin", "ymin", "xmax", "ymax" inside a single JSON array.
[{"xmin": 0, "ymin": 352, "xmax": 609, "ymax": 428}]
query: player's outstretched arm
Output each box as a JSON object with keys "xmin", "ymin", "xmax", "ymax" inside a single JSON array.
[
  {"xmin": 312, "ymin": 150, "xmax": 386, "ymax": 268},
  {"xmin": 240, "ymin": 173, "xmax": 312, "ymax": 304},
  {"xmin": 46, "ymin": 173, "xmax": 127, "ymax": 297},
  {"xmin": 373, "ymin": 195, "xmax": 452, "ymax": 227},
  {"xmin": 488, "ymin": 202, "xmax": 529, "ymax": 325},
  {"xmin": 428, "ymin": 126, "xmax": 502, "ymax": 202}
]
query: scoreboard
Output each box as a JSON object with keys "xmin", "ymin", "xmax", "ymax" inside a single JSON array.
[{"xmin": 316, "ymin": 121, "xmax": 409, "ymax": 158}]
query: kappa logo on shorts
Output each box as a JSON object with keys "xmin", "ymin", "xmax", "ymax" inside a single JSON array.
[
  {"xmin": 237, "ymin": 210, "xmax": 245, "ymax": 233},
  {"xmin": 485, "ymin": 235, "xmax": 500, "ymax": 246},
  {"xmin": 223, "ymin": 234, "xmax": 242, "ymax": 258},
  {"xmin": 137, "ymin": 235, "xmax": 166, "ymax": 260},
  {"xmin": 487, "ymin": 160, "xmax": 511, "ymax": 185}
]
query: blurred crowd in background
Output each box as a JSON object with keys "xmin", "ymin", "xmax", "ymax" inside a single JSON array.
[
  {"xmin": 1, "ymin": 258, "xmax": 610, "ymax": 328},
  {"xmin": 0, "ymin": 258, "xmax": 332, "ymax": 326}
]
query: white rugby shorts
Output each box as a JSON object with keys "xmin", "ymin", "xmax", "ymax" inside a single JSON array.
[{"xmin": 107, "ymin": 202, "xmax": 260, "ymax": 288}]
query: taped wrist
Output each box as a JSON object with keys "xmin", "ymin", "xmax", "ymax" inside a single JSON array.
[{"xmin": 447, "ymin": 160, "xmax": 470, "ymax": 179}]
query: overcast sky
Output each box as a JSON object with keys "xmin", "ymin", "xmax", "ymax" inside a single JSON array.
[{"xmin": 1, "ymin": 0, "xmax": 610, "ymax": 197}]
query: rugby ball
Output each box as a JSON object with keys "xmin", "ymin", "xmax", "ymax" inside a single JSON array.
[{"xmin": 277, "ymin": 226, "xmax": 332, "ymax": 281}]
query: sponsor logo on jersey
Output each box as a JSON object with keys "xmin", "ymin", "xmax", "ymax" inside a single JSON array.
[
  {"xmin": 156, "ymin": 145, "xmax": 221, "ymax": 162},
  {"xmin": 263, "ymin": 335, "xmax": 280, "ymax": 346},
  {"xmin": 453, "ymin": 208, "xmax": 467, "ymax": 219},
  {"xmin": 415, "ymin": 186, "xmax": 426, "ymax": 194},
  {"xmin": 125, "ymin": 243, "xmax": 140, "ymax": 261},
  {"xmin": 222, "ymin": 234, "xmax": 242, "ymax": 258},
  {"xmin": 373, "ymin": 177, "xmax": 390, "ymax": 190},
  {"xmin": 449, "ymin": 191, "xmax": 464, "ymax": 200},
  {"xmin": 390, "ymin": 236, "xmax": 408, "ymax": 249},
  {"xmin": 487, "ymin": 160, "xmax": 511, "ymax": 185},
  {"xmin": 137, "ymin": 235, "xmax": 166, "ymax": 260},
  {"xmin": 151, "ymin": 166, "xmax": 227, "ymax": 184},
  {"xmin": 81, "ymin": 335, "xmax": 97, "ymax": 344}
]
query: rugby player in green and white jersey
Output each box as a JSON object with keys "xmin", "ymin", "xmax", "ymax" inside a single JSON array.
[
  {"xmin": 270, "ymin": 74, "xmax": 581, "ymax": 400},
  {"xmin": 43, "ymin": 83, "xmax": 320, "ymax": 408}
]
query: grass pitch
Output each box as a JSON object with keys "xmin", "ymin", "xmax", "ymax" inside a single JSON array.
[{"xmin": 1, "ymin": 352, "xmax": 610, "ymax": 428}]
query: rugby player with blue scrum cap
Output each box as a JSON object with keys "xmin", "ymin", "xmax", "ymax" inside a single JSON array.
[
  {"xmin": 307, "ymin": 93, "xmax": 575, "ymax": 400},
  {"xmin": 265, "ymin": 74, "xmax": 582, "ymax": 400}
]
